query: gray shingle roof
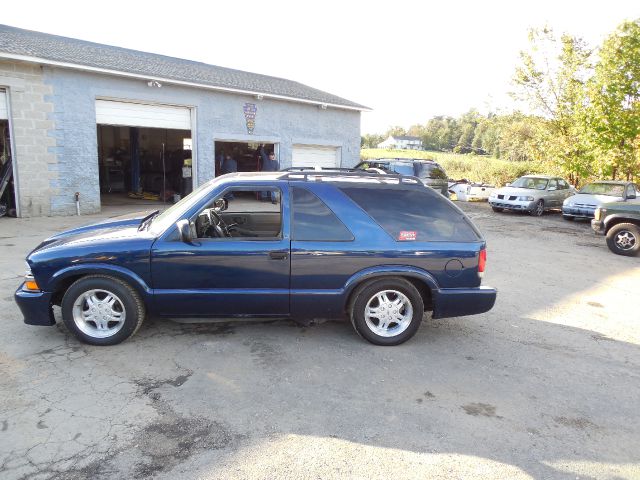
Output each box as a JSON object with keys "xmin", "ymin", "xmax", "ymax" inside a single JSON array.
[
  {"xmin": 0, "ymin": 24, "xmax": 368, "ymax": 110},
  {"xmin": 390, "ymin": 136, "xmax": 421, "ymax": 141}
]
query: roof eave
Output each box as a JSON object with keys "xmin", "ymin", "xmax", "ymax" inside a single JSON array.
[{"xmin": 0, "ymin": 52, "xmax": 372, "ymax": 112}]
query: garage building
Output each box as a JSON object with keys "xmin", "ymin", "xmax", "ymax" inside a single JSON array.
[{"xmin": 0, "ymin": 24, "xmax": 368, "ymax": 217}]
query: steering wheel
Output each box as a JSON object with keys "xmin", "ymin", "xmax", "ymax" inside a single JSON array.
[{"xmin": 207, "ymin": 209, "xmax": 229, "ymax": 237}]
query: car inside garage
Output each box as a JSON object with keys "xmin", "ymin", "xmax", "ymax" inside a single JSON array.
[{"xmin": 96, "ymin": 100, "xmax": 194, "ymax": 207}]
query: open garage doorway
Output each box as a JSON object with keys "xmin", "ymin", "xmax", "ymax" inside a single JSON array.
[
  {"xmin": 95, "ymin": 99, "xmax": 194, "ymax": 208},
  {"xmin": 0, "ymin": 89, "xmax": 17, "ymax": 218},
  {"xmin": 97, "ymin": 126, "xmax": 193, "ymax": 207},
  {"xmin": 214, "ymin": 141, "xmax": 278, "ymax": 177}
]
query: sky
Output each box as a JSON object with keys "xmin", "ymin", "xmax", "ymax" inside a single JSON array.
[{"xmin": 3, "ymin": 0, "xmax": 638, "ymax": 133}]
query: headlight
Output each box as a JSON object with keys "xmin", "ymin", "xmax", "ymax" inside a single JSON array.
[
  {"xmin": 517, "ymin": 196, "xmax": 534, "ymax": 201},
  {"xmin": 23, "ymin": 262, "xmax": 40, "ymax": 292}
]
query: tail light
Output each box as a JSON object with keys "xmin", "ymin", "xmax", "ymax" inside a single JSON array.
[{"xmin": 478, "ymin": 248, "xmax": 487, "ymax": 278}]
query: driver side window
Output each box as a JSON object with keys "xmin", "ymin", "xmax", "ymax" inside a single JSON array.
[{"xmin": 194, "ymin": 188, "xmax": 282, "ymax": 240}]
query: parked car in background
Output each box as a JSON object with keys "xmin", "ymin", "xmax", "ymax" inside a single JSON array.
[
  {"xmin": 355, "ymin": 158, "xmax": 449, "ymax": 196},
  {"xmin": 15, "ymin": 171, "xmax": 496, "ymax": 347},
  {"xmin": 488, "ymin": 175, "xmax": 574, "ymax": 216},
  {"xmin": 592, "ymin": 201, "xmax": 640, "ymax": 256},
  {"xmin": 448, "ymin": 179, "xmax": 496, "ymax": 202},
  {"xmin": 563, "ymin": 181, "xmax": 638, "ymax": 221}
]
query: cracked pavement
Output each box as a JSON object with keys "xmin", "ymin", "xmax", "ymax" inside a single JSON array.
[{"xmin": 0, "ymin": 203, "xmax": 639, "ymax": 479}]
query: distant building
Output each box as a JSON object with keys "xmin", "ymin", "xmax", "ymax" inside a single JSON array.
[{"xmin": 377, "ymin": 135, "xmax": 423, "ymax": 150}]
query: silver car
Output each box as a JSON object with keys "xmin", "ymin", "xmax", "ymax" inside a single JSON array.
[
  {"xmin": 488, "ymin": 175, "xmax": 574, "ymax": 216},
  {"xmin": 562, "ymin": 181, "xmax": 639, "ymax": 220}
]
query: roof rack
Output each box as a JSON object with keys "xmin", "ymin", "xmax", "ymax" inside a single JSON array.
[
  {"xmin": 281, "ymin": 169, "xmax": 422, "ymax": 186},
  {"xmin": 281, "ymin": 166, "xmax": 375, "ymax": 173}
]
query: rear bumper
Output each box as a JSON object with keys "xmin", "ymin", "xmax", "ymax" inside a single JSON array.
[
  {"xmin": 432, "ymin": 286, "xmax": 497, "ymax": 319},
  {"xmin": 14, "ymin": 285, "xmax": 56, "ymax": 326}
]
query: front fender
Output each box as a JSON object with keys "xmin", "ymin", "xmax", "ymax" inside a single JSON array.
[{"xmin": 46, "ymin": 264, "xmax": 152, "ymax": 297}]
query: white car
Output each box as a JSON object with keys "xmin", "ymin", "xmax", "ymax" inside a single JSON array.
[
  {"xmin": 488, "ymin": 175, "xmax": 574, "ymax": 216},
  {"xmin": 562, "ymin": 181, "xmax": 639, "ymax": 220},
  {"xmin": 448, "ymin": 180, "xmax": 495, "ymax": 202}
]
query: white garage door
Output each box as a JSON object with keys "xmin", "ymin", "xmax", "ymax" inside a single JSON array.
[
  {"xmin": 292, "ymin": 145, "xmax": 339, "ymax": 169},
  {"xmin": 0, "ymin": 90, "xmax": 7, "ymax": 120},
  {"xmin": 95, "ymin": 100, "xmax": 191, "ymax": 129}
]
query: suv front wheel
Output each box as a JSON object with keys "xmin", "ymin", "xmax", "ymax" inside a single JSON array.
[
  {"xmin": 61, "ymin": 275, "xmax": 146, "ymax": 345},
  {"xmin": 350, "ymin": 278, "xmax": 424, "ymax": 346},
  {"xmin": 606, "ymin": 223, "xmax": 640, "ymax": 256}
]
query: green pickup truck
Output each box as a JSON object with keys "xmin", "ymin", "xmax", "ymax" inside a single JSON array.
[{"xmin": 592, "ymin": 202, "xmax": 640, "ymax": 256}]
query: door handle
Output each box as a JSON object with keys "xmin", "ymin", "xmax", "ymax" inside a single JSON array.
[{"xmin": 269, "ymin": 251, "xmax": 289, "ymax": 260}]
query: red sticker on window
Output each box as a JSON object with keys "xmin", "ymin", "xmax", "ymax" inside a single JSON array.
[{"xmin": 398, "ymin": 231, "xmax": 417, "ymax": 241}]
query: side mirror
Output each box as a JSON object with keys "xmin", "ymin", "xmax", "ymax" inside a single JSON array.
[
  {"xmin": 504, "ymin": 182, "xmax": 511, "ymax": 187},
  {"xmin": 627, "ymin": 193, "xmax": 636, "ymax": 200},
  {"xmin": 214, "ymin": 198, "xmax": 228, "ymax": 211},
  {"xmin": 176, "ymin": 219, "xmax": 192, "ymax": 243}
]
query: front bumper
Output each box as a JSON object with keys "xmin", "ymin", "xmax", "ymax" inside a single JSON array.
[
  {"xmin": 14, "ymin": 284, "xmax": 55, "ymax": 326},
  {"xmin": 432, "ymin": 286, "xmax": 497, "ymax": 319},
  {"xmin": 563, "ymin": 206, "xmax": 596, "ymax": 219},
  {"xmin": 591, "ymin": 219, "xmax": 605, "ymax": 235},
  {"xmin": 489, "ymin": 199, "xmax": 535, "ymax": 211}
]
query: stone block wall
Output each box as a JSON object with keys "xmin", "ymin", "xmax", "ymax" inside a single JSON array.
[{"xmin": 0, "ymin": 60, "xmax": 58, "ymax": 217}]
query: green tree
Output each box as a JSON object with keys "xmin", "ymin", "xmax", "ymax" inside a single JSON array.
[
  {"xmin": 385, "ymin": 126, "xmax": 407, "ymax": 137},
  {"xmin": 588, "ymin": 19, "xmax": 640, "ymax": 180},
  {"xmin": 361, "ymin": 133, "xmax": 385, "ymax": 149},
  {"xmin": 513, "ymin": 27, "xmax": 592, "ymax": 184}
]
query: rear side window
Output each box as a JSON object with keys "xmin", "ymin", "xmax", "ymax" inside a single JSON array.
[
  {"xmin": 292, "ymin": 187, "xmax": 354, "ymax": 241},
  {"xmin": 341, "ymin": 187, "xmax": 479, "ymax": 242},
  {"xmin": 414, "ymin": 163, "xmax": 447, "ymax": 180}
]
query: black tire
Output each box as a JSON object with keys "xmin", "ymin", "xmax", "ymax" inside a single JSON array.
[
  {"xmin": 562, "ymin": 215, "xmax": 574, "ymax": 221},
  {"xmin": 350, "ymin": 277, "xmax": 424, "ymax": 346},
  {"xmin": 530, "ymin": 199, "xmax": 544, "ymax": 217},
  {"xmin": 605, "ymin": 223, "xmax": 640, "ymax": 257},
  {"xmin": 491, "ymin": 206, "xmax": 504, "ymax": 213},
  {"xmin": 61, "ymin": 275, "xmax": 145, "ymax": 346}
]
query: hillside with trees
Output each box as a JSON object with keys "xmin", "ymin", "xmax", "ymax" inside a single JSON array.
[{"xmin": 363, "ymin": 19, "xmax": 640, "ymax": 186}]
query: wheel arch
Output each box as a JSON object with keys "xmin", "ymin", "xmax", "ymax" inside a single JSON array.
[
  {"xmin": 604, "ymin": 215, "xmax": 640, "ymax": 234},
  {"xmin": 48, "ymin": 265, "xmax": 151, "ymax": 307},
  {"xmin": 343, "ymin": 266, "xmax": 437, "ymax": 314}
]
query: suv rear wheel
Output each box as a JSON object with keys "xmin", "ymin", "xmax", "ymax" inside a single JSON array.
[
  {"xmin": 61, "ymin": 275, "xmax": 145, "ymax": 345},
  {"xmin": 606, "ymin": 223, "xmax": 640, "ymax": 256},
  {"xmin": 350, "ymin": 278, "xmax": 424, "ymax": 346}
]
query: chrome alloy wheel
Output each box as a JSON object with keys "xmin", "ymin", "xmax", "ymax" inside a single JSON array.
[
  {"xmin": 534, "ymin": 200, "xmax": 544, "ymax": 216},
  {"xmin": 72, "ymin": 289, "xmax": 126, "ymax": 339},
  {"xmin": 364, "ymin": 290, "xmax": 413, "ymax": 337},
  {"xmin": 615, "ymin": 230, "xmax": 637, "ymax": 251}
]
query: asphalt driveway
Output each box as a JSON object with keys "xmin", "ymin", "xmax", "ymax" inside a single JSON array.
[{"xmin": 1, "ymin": 202, "xmax": 639, "ymax": 479}]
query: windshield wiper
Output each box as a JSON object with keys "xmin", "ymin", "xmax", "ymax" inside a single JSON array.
[{"xmin": 138, "ymin": 210, "xmax": 160, "ymax": 231}]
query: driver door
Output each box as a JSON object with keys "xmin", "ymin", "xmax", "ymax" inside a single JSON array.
[{"xmin": 150, "ymin": 184, "xmax": 290, "ymax": 318}]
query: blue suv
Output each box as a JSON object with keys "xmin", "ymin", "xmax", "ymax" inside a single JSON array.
[{"xmin": 15, "ymin": 171, "xmax": 496, "ymax": 346}]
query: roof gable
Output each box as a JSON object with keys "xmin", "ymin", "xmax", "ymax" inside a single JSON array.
[{"xmin": 0, "ymin": 24, "xmax": 369, "ymax": 111}]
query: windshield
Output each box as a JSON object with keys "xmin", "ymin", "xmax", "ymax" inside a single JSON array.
[
  {"xmin": 511, "ymin": 177, "xmax": 549, "ymax": 190},
  {"xmin": 578, "ymin": 183, "xmax": 625, "ymax": 197},
  {"xmin": 148, "ymin": 180, "xmax": 216, "ymax": 235}
]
